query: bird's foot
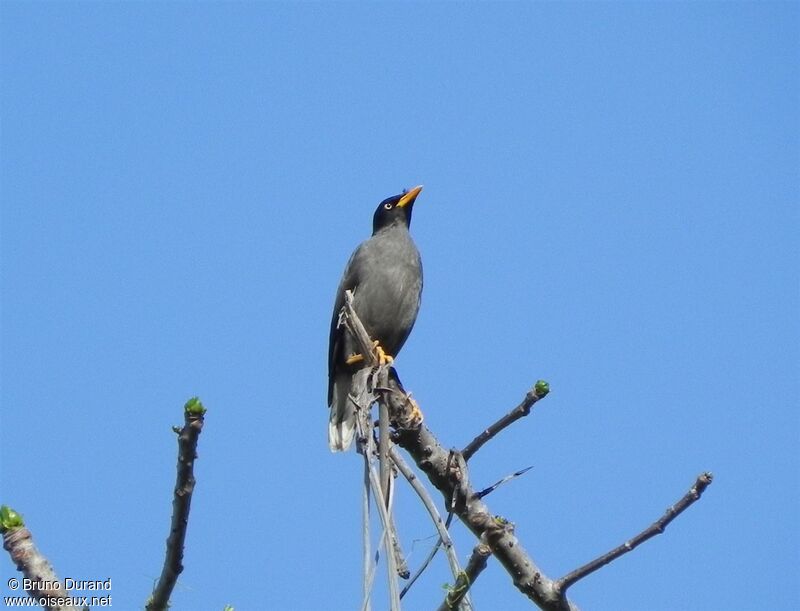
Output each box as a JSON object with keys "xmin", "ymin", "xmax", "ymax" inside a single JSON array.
[
  {"xmin": 345, "ymin": 341, "xmax": 394, "ymax": 366},
  {"xmin": 392, "ymin": 393, "xmax": 424, "ymax": 429},
  {"xmin": 345, "ymin": 352, "xmax": 365, "ymax": 365},
  {"xmin": 407, "ymin": 396, "xmax": 423, "ymax": 424},
  {"xmin": 374, "ymin": 342, "xmax": 394, "ymax": 366}
]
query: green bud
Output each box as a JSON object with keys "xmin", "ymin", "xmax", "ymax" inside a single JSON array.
[
  {"xmin": 184, "ymin": 397, "xmax": 207, "ymax": 415},
  {"xmin": 534, "ymin": 380, "xmax": 550, "ymax": 397},
  {"xmin": 0, "ymin": 505, "xmax": 24, "ymax": 531}
]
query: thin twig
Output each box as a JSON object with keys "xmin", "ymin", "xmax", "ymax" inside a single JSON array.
[
  {"xmin": 399, "ymin": 512, "xmax": 454, "ymax": 600},
  {"xmin": 438, "ymin": 540, "xmax": 492, "ymax": 611},
  {"xmin": 462, "ymin": 381, "xmax": 549, "ymax": 461},
  {"xmin": 367, "ymin": 461, "xmax": 401, "ymax": 609},
  {"xmin": 146, "ymin": 398, "xmax": 206, "ymax": 611},
  {"xmin": 353, "ymin": 382, "xmax": 402, "ymax": 611},
  {"xmin": 385, "ymin": 465, "xmax": 410, "ymax": 579},
  {"xmin": 343, "ymin": 291, "xmax": 378, "ymax": 368},
  {"xmin": 357, "ymin": 396, "xmax": 388, "ymax": 611},
  {"xmin": 361, "ymin": 450, "xmax": 372, "ymax": 611},
  {"xmin": 343, "ymin": 292, "xmax": 409, "ymax": 581},
  {"xmin": 343, "ymin": 291, "xmax": 393, "ymax": 531},
  {"xmin": 356, "ymin": 389, "xmax": 378, "ymax": 611},
  {"xmin": 376, "ymin": 367, "xmax": 408, "ymax": 579},
  {"xmin": 358, "ymin": 460, "xmax": 392, "ymax": 611},
  {"xmin": 389, "ymin": 447, "xmax": 470, "ymax": 609},
  {"xmin": 555, "ymin": 472, "xmax": 714, "ymax": 595},
  {"xmin": 379, "ymin": 379, "xmax": 392, "ymax": 507},
  {"xmin": 361, "ymin": 529, "xmax": 388, "ymax": 611}
]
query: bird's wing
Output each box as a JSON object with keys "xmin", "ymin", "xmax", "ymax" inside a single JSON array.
[{"xmin": 327, "ymin": 242, "xmax": 367, "ymax": 405}]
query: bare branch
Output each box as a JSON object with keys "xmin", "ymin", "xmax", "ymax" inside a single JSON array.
[
  {"xmin": 146, "ymin": 398, "xmax": 206, "ymax": 611},
  {"xmin": 353, "ymin": 379, "xmax": 404, "ymax": 611},
  {"xmin": 342, "ymin": 305, "xmax": 575, "ymax": 610},
  {"xmin": 399, "ymin": 512, "xmax": 454, "ymax": 600},
  {"xmin": 554, "ymin": 472, "xmax": 714, "ymax": 595},
  {"xmin": 343, "ymin": 290, "xmax": 409, "ymax": 586},
  {"xmin": 379, "ymin": 402, "xmax": 392, "ymax": 499},
  {"xmin": 378, "ymin": 370, "xmax": 392, "ymax": 519},
  {"xmin": 340, "ymin": 297, "xmax": 711, "ymax": 610},
  {"xmin": 392, "ymin": 421, "xmax": 579, "ymax": 611},
  {"xmin": 438, "ymin": 540, "xmax": 492, "ymax": 611},
  {"xmin": 361, "ymin": 455, "xmax": 372, "ymax": 611},
  {"xmin": 1, "ymin": 507, "xmax": 87, "ymax": 611},
  {"xmin": 342, "ymin": 291, "xmax": 393, "ymax": 523},
  {"xmin": 390, "ymin": 448, "xmax": 469, "ymax": 609},
  {"xmin": 365, "ymin": 455, "xmax": 402, "ymax": 609},
  {"xmin": 342, "ymin": 290, "xmax": 379, "ymax": 368},
  {"xmin": 462, "ymin": 381, "xmax": 549, "ymax": 462}
]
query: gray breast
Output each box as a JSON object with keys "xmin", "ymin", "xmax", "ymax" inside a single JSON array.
[{"xmin": 352, "ymin": 225, "xmax": 422, "ymax": 357}]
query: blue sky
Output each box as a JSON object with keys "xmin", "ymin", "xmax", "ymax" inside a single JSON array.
[{"xmin": 1, "ymin": 2, "xmax": 797, "ymax": 610}]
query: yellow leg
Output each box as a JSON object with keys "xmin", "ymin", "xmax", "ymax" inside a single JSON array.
[
  {"xmin": 345, "ymin": 340, "xmax": 395, "ymax": 366},
  {"xmin": 374, "ymin": 343, "xmax": 394, "ymax": 366},
  {"xmin": 345, "ymin": 352, "xmax": 364, "ymax": 365}
]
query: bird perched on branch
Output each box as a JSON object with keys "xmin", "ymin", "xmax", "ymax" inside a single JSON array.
[{"xmin": 328, "ymin": 186, "xmax": 424, "ymax": 452}]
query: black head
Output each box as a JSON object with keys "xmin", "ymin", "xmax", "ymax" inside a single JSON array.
[{"xmin": 372, "ymin": 185, "xmax": 423, "ymax": 235}]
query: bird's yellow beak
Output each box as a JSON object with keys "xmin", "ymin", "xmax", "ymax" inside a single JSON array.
[{"xmin": 397, "ymin": 185, "xmax": 423, "ymax": 208}]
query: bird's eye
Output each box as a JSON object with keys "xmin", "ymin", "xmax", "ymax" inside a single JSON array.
[{"xmin": 384, "ymin": 203, "xmax": 393, "ymax": 210}]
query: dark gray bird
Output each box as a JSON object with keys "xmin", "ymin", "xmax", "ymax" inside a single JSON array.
[{"xmin": 328, "ymin": 186, "xmax": 424, "ymax": 451}]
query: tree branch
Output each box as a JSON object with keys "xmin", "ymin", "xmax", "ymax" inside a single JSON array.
[
  {"xmin": 438, "ymin": 539, "xmax": 492, "ymax": 611},
  {"xmin": 365, "ymin": 457, "xmax": 402, "ymax": 609},
  {"xmin": 399, "ymin": 512, "xmax": 454, "ymax": 600},
  {"xmin": 554, "ymin": 472, "xmax": 714, "ymax": 595},
  {"xmin": 341, "ymin": 300, "xmax": 574, "ymax": 609},
  {"xmin": 1, "ymin": 507, "xmax": 87, "ymax": 611},
  {"xmin": 462, "ymin": 381, "xmax": 549, "ymax": 462},
  {"xmin": 391, "ymin": 420, "xmax": 579, "ymax": 611},
  {"xmin": 343, "ymin": 290, "xmax": 410, "ymax": 586},
  {"xmin": 352, "ymin": 372, "xmax": 405, "ymax": 610},
  {"xmin": 146, "ymin": 397, "xmax": 206, "ymax": 611},
  {"xmin": 342, "ymin": 291, "xmax": 393, "ymax": 507},
  {"xmin": 340, "ymin": 295, "xmax": 712, "ymax": 610},
  {"xmin": 361, "ymin": 455, "xmax": 372, "ymax": 611},
  {"xmin": 389, "ymin": 447, "xmax": 469, "ymax": 608}
]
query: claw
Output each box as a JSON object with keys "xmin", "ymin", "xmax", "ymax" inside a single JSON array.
[
  {"xmin": 345, "ymin": 352, "xmax": 364, "ymax": 365},
  {"xmin": 345, "ymin": 341, "xmax": 394, "ymax": 366},
  {"xmin": 374, "ymin": 343, "xmax": 394, "ymax": 366},
  {"xmin": 407, "ymin": 396, "xmax": 423, "ymax": 425},
  {"xmin": 390, "ymin": 393, "xmax": 423, "ymax": 429}
]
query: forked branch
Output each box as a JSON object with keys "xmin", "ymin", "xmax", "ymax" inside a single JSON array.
[
  {"xmin": 341, "ymin": 297, "xmax": 713, "ymax": 610},
  {"xmin": 341, "ymin": 301, "xmax": 578, "ymax": 610},
  {"xmin": 438, "ymin": 539, "xmax": 492, "ymax": 611},
  {"xmin": 389, "ymin": 447, "xmax": 469, "ymax": 608}
]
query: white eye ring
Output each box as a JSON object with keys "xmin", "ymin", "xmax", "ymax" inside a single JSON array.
[{"xmin": 384, "ymin": 203, "xmax": 392, "ymax": 210}]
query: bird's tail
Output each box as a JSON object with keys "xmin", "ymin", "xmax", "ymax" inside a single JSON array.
[{"xmin": 328, "ymin": 372, "xmax": 356, "ymax": 452}]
